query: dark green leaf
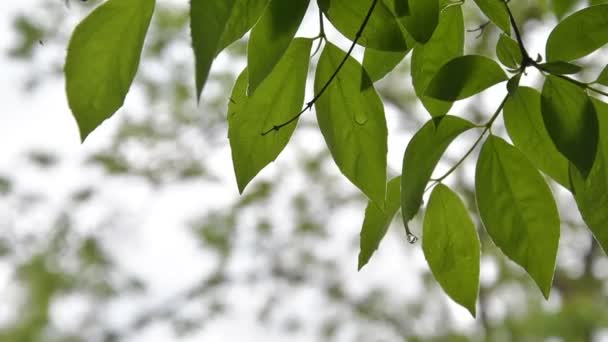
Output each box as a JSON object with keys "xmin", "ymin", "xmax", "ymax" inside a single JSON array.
[
  {"xmin": 247, "ymin": 0, "xmax": 310, "ymax": 94},
  {"xmin": 475, "ymin": 135, "xmax": 560, "ymax": 298},
  {"xmin": 496, "ymin": 34, "xmax": 521, "ymax": 69},
  {"xmin": 411, "ymin": 5, "xmax": 464, "ymax": 117},
  {"xmin": 504, "ymin": 86, "xmax": 570, "ymax": 188},
  {"xmin": 363, "ymin": 46, "xmax": 411, "ymax": 82},
  {"xmin": 191, "ymin": 0, "xmax": 269, "ymax": 99},
  {"xmin": 541, "ymin": 75, "xmax": 599, "ymax": 177},
  {"xmin": 65, "ymin": 0, "xmax": 155, "ymax": 141},
  {"xmin": 571, "ymin": 98, "xmax": 608, "ymax": 253},
  {"xmin": 401, "ymin": 0, "xmax": 439, "ymax": 43},
  {"xmin": 423, "ymin": 184, "xmax": 479, "ymax": 317},
  {"xmin": 358, "ymin": 177, "xmax": 401, "ymax": 270},
  {"xmin": 546, "ymin": 4, "xmax": 608, "ymax": 61},
  {"xmin": 228, "ymin": 38, "xmax": 312, "ymax": 193},
  {"xmin": 595, "ymin": 65, "xmax": 608, "ymax": 86},
  {"xmin": 473, "ymin": 0, "xmax": 510, "ymax": 33},
  {"xmin": 538, "ymin": 61, "xmax": 583, "ymax": 75},
  {"xmin": 383, "ymin": 0, "xmax": 410, "ymax": 16},
  {"xmin": 314, "ymin": 43, "xmax": 388, "ymax": 205},
  {"xmin": 318, "ymin": 0, "xmax": 407, "ymax": 51},
  {"xmin": 401, "ymin": 116, "xmax": 474, "ymax": 228},
  {"xmin": 425, "ymin": 55, "xmax": 507, "ymax": 101}
]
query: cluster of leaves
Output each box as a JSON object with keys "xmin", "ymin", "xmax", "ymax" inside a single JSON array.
[{"xmin": 64, "ymin": 0, "xmax": 608, "ymax": 316}]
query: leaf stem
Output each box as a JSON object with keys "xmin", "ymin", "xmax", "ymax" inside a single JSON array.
[{"xmin": 261, "ymin": 0, "xmax": 379, "ymax": 136}]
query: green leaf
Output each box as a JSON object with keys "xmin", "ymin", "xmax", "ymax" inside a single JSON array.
[
  {"xmin": 383, "ymin": 0, "xmax": 410, "ymax": 16},
  {"xmin": 503, "ymin": 86, "xmax": 570, "ymax": 188},
  {"xmin": 362, "ymin": 46, "xmax": 411, "ymax": 82},
  {"xmin": 473, "ymin": 0, "xmax": 511, "ymax": 34},
  {"xmin": 425, "ymin": 55, "xmax": 507, "ymax": 101},
  {"xmin": 318, "ymin": 0, "xmax": 407, "ymax": 51},
  {"xmin": 551, "ymin": 0, "xmax": 578, "ymax": 18},
  {"xmin": 65, "ymin": 0, "xmax": 155, "ymax": 141},
  {"xmin": 358, "ymin": 176, "xmax": 401, "ymax": 270},
  {"xmin": 595, "ymin": 65, "xmax": 608, "ymax": 86},
  {"xmin": 191, "ymin": 0, "xmax": 269, "ymax": 100},
  {"xmin": 228, "ymin": 38, "xmax": 312, "ymax": 193},
  {"xmin": 541, "ymin": 75, "xmax": 599, "ymax": 177},
  {"xmin": 314, "ymin": 43, "xmax": 388, "ymax": 205},
  {"xmin": 400, "ymin": 0, "xmax": 439, "ymax": 43},
  {"xmin": 475, "ymin": 135, "xmax": 560, "ymax": 298},
  {"xmin": 496, "ymin": 34, "xmax": 521, "ymax": 69},
  {"xmin": 411, "ymin": 5, "xmax": 464, "ymax": 117},
  {"xmin": 571, "ymin": 98, "xmax": 608, "ymax": 253},
  {"xmin": 423, "ymin": 184, "xmax": 480, "ymax": 317},
  {"xmin": 247, "ymin": 0, "xmax": 310, "ymax": 94},
  {"xmin": 538, "ymin": 61, "xmax": 583, "ymax": 75},
  {"xmin": 401, "ymin": 116, "xmax": 474, "ymax": 228},
  {"xmin": 546, "ymin": 4, "xmax": 608, "ymax": 61}
]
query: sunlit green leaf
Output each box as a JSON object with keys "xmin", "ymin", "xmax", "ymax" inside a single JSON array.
[
  {"xmin": 595, "ymin": 65, "xmax": 608, "ymax": 86},
  {"xmin": 247, "ymin": 0, "xmax": 309, "ymax": 94},
  {"xmin": 571, "ymin": 98, "xmax": 608, "ymax": 253},
  {"xmin": 546, "ymin": 4, "xmax": 608, "ymax": 61},
  {"xmin": 496, "ymin": 34, "xmax": 521, "ymax": 69},
  {"xmin": 401, "ymin": 116, "xmax": 474, "ymax": 229},
  {"xmin": 191, "ymin": 0, "xmax": 269, "ymax": 99},
  {"xmin": 65, "ymin": 0, "xmax": 155, "ymax": 141},
  {"xmin": 228, "ymin": 38, "xmax": 312, "ymax": 193},
  {"xmin": 358, "ymin": 177, "xmax": 401, "ymax": 270},
  {"xmin": 425, "ymin": 55, "xmax": 507, "ymax": 101},
  {"xmin": 318, "ymin": 0, "xmax": 407, "ymax": 51},
  {"xmin": 383, "ymin": 0, "xmax": 410, "ymax": 16},
  {"xmin": 423, "ymin": 184, "xmax": 479, "ymax": 317},
  {"xmin": 362, "ymin": 36, "xmax": 413, "ymax": 82},
  {"xmin": 475, "ymin": 135, "xmax": 560, "ymax": 298},
  {"xmin": 538, "ymin": 61, "xmax": 583, "ymax": 75},
  {"xmin": 473, "ymin": 0, "xmax": 510, "ymax": 33},
  {"xmin": 401, "ymin": 0, "xmax": 439, "ymax": 43},
  {"xmin": 504, "ymin": 86, "xmax": 570, "ymax": 188},
  {"xmin": 411, "ymin": 5, "xmax": 464, "ymax": 117},
  {"xmin": 314, "ymin": 43, "xmax": 387, "ymax": 205},
  {"xmin": 541, "ymin": 75, "xmax": 598, "ymax": 177}
]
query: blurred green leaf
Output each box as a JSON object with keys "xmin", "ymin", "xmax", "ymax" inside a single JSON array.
[
  {"xmin": 496, "ymin": 34, "xmax": 521, "ymax": 69},
  {"xmin": 473, "ymin": 0, "xmax": 511, "ymax": 33}
]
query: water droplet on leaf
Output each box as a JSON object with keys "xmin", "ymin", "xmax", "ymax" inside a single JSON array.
[{"xmin": 354, "ymin": 111, "xmax": 368, "ymax": 125}]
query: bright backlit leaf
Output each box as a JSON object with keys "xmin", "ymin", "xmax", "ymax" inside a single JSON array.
[
  {"xmin": 411, "ymin": 5, "xmax": 464, "ymax": 116},
  {"xmin": 473, "ymin": 0, "xmax": 510, "ymax": 33},
  {"xmin": 191, "ymin": 0, "xmax": 269, "ymax": 99},
  {"xmin": 423, "ymin": 184, "xmax": 480, "ymax": 317},
  {"xmin": 401, "ymin": 116, "xmax": 474, "ymax": 230},
  {"xmin": 503, "ymin": 86, "xmax": 570, "ymax": 188},
  {"xmin": 65, "ymin": 0, "xmax": 155, "ymax": 141},
  {"xmin": 476, "ymin": 135, "xmax": 559, "ymax": 298},
  {"xmin": 358, "ymin": 177, "xmax": 401, "ymax": 270},
  {"xmin": 541, "ymin": 75, "xmax": 598, "ymax": 178},
  {"xmin": 247, "ymin": 0, "xmax": 309, "ymax": 94},
  {"xmin": 362, "ymin": 48, "xmax": 409, "ymax": 82},
  {"xmin": 228, "ymin": 38, "xmax": 312, "ymax": 193},
  {"xmin": 314, "ymin": 43, "xmax": 388, "ymax": 205},
  {"xmin": 425, "ymin": 55, "xmax": 507, "ymax": 101},
  {"xmin": 546, "ymin": 4, "xmax": 608, "ymax": 61},
  {"xmin": 318, "ymin": 0, "xmax": 407, "ymax": 51}
]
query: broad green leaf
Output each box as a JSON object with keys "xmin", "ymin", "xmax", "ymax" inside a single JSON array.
[
  {"xmin": 191, "ymin": 0, "xmax": 269, "ymax": 99},
  {"xmin": 314, "ymin": 43, "xmax": 388, "ymax": 205},
  {"xmin": 541, "ymin": 75, "xmax": 598, "ymax": 177},
  {"xmin": 538, "ymin": 61, "xmax": 583, "ymax": 75},
  {"xmin": 595, "ymin": 65, "xmax": 608, "ymax": 86},
  {"xmin": 411, "ymin": 5, "xmax": 464, "ymax": 117},
  {"xmin": 496, "ymin": 34, "xmax": 521, "ymax": 69},
  {"xmin": 318, "ymin": 0, "xmax": 407, "ymax": 51},
  {"xmin": 473, "ymin": 0, "xmax": 510, "ymax": 34},
  {"xmin": 383, "ymin": 0, "xmax": 410, "ymax": 16},
  {"xmin": 400, "ymin": 0, "xmax": 439, "ymax": 43},
  {"xmin": 423, "ymin": 184, "xmax": 480, "ymax": 317},
  {"xmin": 358, "ymin": 177, "xmax": 401, "ymax": 270},
  {"xmin": 401, "ymin": 116, "xmax": 474, "ymax": 228},
  {"xmin": 362, "ymin": 48, "xmax": 409, "ymax": 82},
  {"xmin": 425, "ymin": 55, "xmax": 507, "ymax": 101},
  {"xmin": 504, "ymin": 86, "xmax": 570, "ymax": 188},
  {"xmin": 228, "ymin": 38, "xmax": 312, "ymax": 193},
  {"xmin": 546, "ymin": 4, "xmax": 608, "ymax": 61},
  {"xmin": 571, "ymin": 98, "xmax": 608, "ymax": 253},
  {"xmin": 475, "ymin": 135, "xmax": 559, "ymax": 298},
  {"xmin": 65, "ymin": 0, "xmax": 155, "ymax": 141},
  {"xmin": 247, "ymin": 0, "xmax": 309, "ymax": 93}
]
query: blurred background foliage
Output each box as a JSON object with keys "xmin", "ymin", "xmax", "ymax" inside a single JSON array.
[{"xmin": 2, "ymin": 0, "xmax": 608, "ymax": 341}]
